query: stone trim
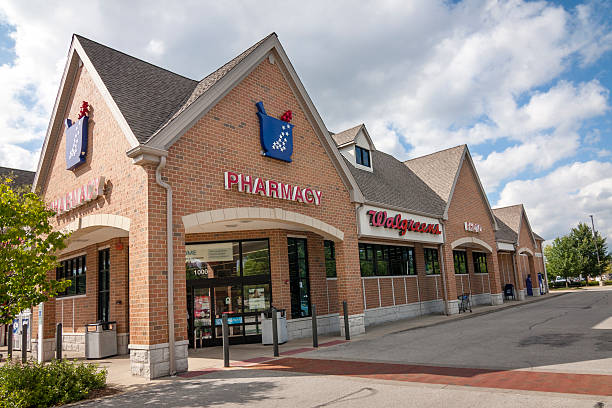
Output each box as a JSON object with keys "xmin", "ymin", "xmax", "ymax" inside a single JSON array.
[{"xmin": 182, "ymin": 207, "xmax": 344, "ymax": 242}]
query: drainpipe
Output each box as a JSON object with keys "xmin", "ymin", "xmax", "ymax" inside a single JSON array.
[{"xmin": 155, "ymin": 156, "xmax": 176, "ymax": 376}]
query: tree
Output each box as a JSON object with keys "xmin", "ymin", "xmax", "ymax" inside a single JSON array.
[
  {"xmin": 544, "ymin": 235, "xmax": 581, "ymax": 287},
  {"xmin": 569, "ymin": 222, "xmax": 610, "ymax": 281},
  {"xmin": 0, "ymin": 177, "xmax": 69, "ymax": 325}
]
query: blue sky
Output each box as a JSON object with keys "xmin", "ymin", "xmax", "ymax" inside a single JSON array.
[{"xmin": 0, "ymin": 0, "xmax": 611, "ymax": 244}]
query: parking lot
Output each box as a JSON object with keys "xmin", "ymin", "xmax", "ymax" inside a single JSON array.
[{"xmin": 75, "ymin": 288, "xmax": 612, "ymax": 406}]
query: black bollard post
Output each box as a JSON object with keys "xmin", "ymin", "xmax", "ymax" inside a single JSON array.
[
  {"xmin": 56, "ymin": 323, "xmax": 62, "ymax": 360},
  {"xmin": 222, "ymin": 314, "xmax": 229, "ymax": 367},
  {"xmin": 21, "ymin": 324, "xmax": 27, "ymax": 363},
  {"xmin": 343, "ymin": 301, "xmax": 350, "ymax": 341},
  {"xmin": 7, "ymin": 324, "xmax": 13, "ymax": 360},
  {"xmin": 272, "ymin": 307, "xmax": 279, "ymax": 357},
  {"xmin": 311, "ymin": 304, "xmax": 318, "ymax": 348}
]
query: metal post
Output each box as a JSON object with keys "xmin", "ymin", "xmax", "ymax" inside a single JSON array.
[
  {"xmin": 272, "ymin": 307, "xmax": 279, "ymax": 357},
  {"xmin": 311, "ymin": 304, "xmax": 318, "ymax": 348},
  {"xmin": 56, "ymin": 323, "xmax": 62, "ymax": 360},
  {"xmin": 222, "ymin": 314, "xmax": 229, "ymax": 367},
  {"xmin": 21, "ymin": 324, "xmax": 27, "ymax": 363},
  {"xmin": 590, "ymin": 215, "xmax": 602, "ymax": 284},
  {"xmin": 7, "ymin": 324, "xmax": 13, "ymax": 360},
  {"xmin": 342, "ymin": 301, "xmax": 350, "ymax": 341}
]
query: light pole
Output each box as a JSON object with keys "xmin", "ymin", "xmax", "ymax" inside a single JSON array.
[{"xmin": 589, "ymin": 215, "xmax": 602, "ymax": 285}]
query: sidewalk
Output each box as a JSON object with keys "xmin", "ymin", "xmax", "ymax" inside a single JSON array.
[{"xmin": 0, "ymin": 291, "xmax": 563, "ymax": 389}]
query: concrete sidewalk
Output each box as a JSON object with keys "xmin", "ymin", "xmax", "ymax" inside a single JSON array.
[{"xmin": 0, "ymin": 291, "xmax": 563, "ymax": 389}]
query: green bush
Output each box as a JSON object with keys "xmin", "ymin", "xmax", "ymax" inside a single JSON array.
[
  {"xmin": 587, "ymin": 281, "xmax": 600, "ymax": 286},
  {"xmin": 0, "ymin": 359, "xmax": 106, "ymax": 408},
  {"xmin": 605, "ymin": 280, "xmax": 612, "ymax": 286}
]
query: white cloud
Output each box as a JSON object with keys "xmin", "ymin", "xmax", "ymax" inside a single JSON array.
[
  {"xmin": 496, "ymin": 161, "xmax": 612, "ymax": 242},
  {"xmin": 145, "ymin": 39, "xmax": 165, "ymax": 57}
]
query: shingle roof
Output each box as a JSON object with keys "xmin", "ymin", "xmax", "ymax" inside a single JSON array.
[
  {"xmin": 330, "ymin": 124, "xmax": 363, "ymax": 147},
  {"xmin": 404, "ymin": 145, "xmax": 466, "ymax": 203},
  {"xmin": 152, "ymin": 33, "xmax": 276, "ymax": 141},
  {"xmin": 76, "ymin": 35, "xmax": 198, "ymax": 144},
  {"xmin": 0, "ymin": 166, "xmax": 35, "ymax": 189},
  {"xmin": 344, "ymin": 150, "xmax": 446, "ymax": 217},
  {"xmin": 492, "ymin": 205, "xmax": 523, "ymax": 237},
  {"xmin": 494, "ymin": 215, "xmax": 517, "ymax": 243}
]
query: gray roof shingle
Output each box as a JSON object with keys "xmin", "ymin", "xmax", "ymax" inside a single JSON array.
[
  {"xmin": 492, "ymin": 205, "xmax": 523, "ymax": 237},
  {"xmin": 494, "ymin": 215, "xmax": 517, "ymax": 243},
  {"xmin": 403, "ymin": 145, "xmax": 466, "ymax": 204},
  {"xmin": 0, "ymin": 166, "xmax": 35, "ymax": 189},
  {"xmin": 330, "ymin": 124, "xmax": 363, "ymax": 147},
  {"xmin": 76, "ymin": 35, "xmax": 199, "ymax": 143},
  {"xmin": 344, "ymin": 150, "xmax": 446, "ymax": 217},
  {"xmin": 152, "ymin": 33, "xmax": 275, "ymax": 140},
  {"xmin": 77, "ymin": 34, "xmax": 276, "ymax": 144}
]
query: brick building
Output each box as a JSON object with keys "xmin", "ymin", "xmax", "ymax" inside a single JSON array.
[{"xmin": 28, "ymin": 33, "xmax": 547, "ymax": 379}]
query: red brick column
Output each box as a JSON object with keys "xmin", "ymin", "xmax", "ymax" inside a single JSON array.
[
  {"xmin": 440, "ymin": 244, "xmax": 458, "ymax": 314},
  {"xmin": 334, "ymin": 238, "xmax": 364, "ymax": 336},
  {"xmin": 488, "ymin": 250, "xmax": 503, "ymax": 304}
]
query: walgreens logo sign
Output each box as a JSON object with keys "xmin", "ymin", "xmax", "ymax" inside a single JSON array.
[{"xmin": 366, "ymin": 210, "xmax": 441, "ymax": 236}]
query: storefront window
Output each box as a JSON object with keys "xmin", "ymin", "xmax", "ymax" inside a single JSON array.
[
  {"xmin": 56, "ymin": 255, "xmax": 86, "ymax": 297},
  {"xmin": 186, "ymin": 242, "xmax": 240, "ymax": 279},
  {"xmin": 453, "ymin": 250, "xmax": 468, "ymax": 274},
  {"xmin": 242, "ymin": 240, "xmax": 270, "ymax": 276},
  {"xmin": 324, "ymin": 240, "xmax": 337, "ymax": 278},
  {"xmin": 424, "ymin": 248, "xmax": 440, "ymax": 275},
  {"xmin": 473, "ymin": 252, "xmax": 488, "ymax": 274},
  {"xmin": 359, "ymin": 243, "xmax": 415, "ymax": 276}
]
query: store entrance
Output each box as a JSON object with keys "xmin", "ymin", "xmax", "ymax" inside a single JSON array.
[{"xmin": 186, "ymin": 239, "xmax": 272, "ymax": 348}]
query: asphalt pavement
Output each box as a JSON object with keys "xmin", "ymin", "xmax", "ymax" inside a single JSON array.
[{"xmin": 74, "ymin": 288, "xmax": 612, "ymax": 407}]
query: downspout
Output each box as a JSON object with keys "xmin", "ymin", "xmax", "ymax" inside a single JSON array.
[{"xmin": 155, "ymin": 156, "xmax": 176, "ymax": 376}]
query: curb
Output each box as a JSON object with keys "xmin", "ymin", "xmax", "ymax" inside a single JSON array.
[{"xmin": 390, "ymin": 292, "xmax": 567, "ymax": 335}]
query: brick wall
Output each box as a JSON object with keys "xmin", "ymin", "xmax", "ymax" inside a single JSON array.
[
  {"xmin": 441, "ymin": 157, "xmax": 502, "ymax": 300},
  {"xmin": 159, "ymin": 55, "xmax": 363, "ymax": 343},
  {"xmin": 35, "ymin": 63, "xmax": 150, "ymax": 342}
]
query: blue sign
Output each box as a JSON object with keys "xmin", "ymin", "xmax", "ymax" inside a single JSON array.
[
  {"xmin": 256, "ymin": 101, "xmax": 293, "ymax": 162},
  {"xmin": 65, "ymin": 116, "xmax": 89, "ymax": 170},
  {"xmin": 215, "ymin": 316, "xmax": 243, "ymax": 326}
]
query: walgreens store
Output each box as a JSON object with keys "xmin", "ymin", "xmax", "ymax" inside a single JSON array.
[{"xmin": 31, "ymin": 33, "xmax": 545, "ymax": 379}]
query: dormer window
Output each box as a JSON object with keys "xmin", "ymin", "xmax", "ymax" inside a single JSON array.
[{"xmin": 355, "ymin": 146, "xmax": 371, "ymax": 167}]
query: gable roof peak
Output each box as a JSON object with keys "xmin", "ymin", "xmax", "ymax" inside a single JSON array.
[{"xmin": 145, "ymin": 32, "xmax": 278, "ymax": 143}]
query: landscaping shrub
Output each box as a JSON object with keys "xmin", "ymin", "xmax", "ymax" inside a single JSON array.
[
  {"xmin": 0, "ymin": 359, "xmax": 106, "ymax": 408},
  {"xmin": 605, "ymin": 280, "xmax": 612, "ymax": 286},
  {"xmin": 587, "ymin": 281, "xmax": 600, "ymax": 286}
]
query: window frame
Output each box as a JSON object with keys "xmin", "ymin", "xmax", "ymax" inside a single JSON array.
[
  {"xmin": 324, "ymin": 240, "xmax": 337, "ymax": 278},
  {"xmin": 355, "ymin": 146, "xmax": 371, "ymax": 167},
  {"xmin": 359, "ymin": 243, "xmax": 416, "ymax": 277},
  {"xmin": 473, "ymin": 252, "xmax": 489, "ymax": 274},
  {"xmin": 453, "ymin": 250, "xmax": 468, "ymax": 275},
  {"xmin": 55, "ymin": 255, "xmax": 87, "ymax": 297},
  {"xmin": 424, "ymin": 248, "xmax": 441, "ymax": 275}
]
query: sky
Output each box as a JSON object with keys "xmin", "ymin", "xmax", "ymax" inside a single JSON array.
[{"xmin": 0, "ymin": 0, "xmax": 611, "ymax": 246}]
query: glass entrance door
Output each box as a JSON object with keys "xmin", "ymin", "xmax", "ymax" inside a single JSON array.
[
  {"xmin": 288, "ymin": 238, "xmax": 311, "ymax": 318},
  {"xmin": 186, "ymin": 239, "xmax": 272, "ymax": 348}
]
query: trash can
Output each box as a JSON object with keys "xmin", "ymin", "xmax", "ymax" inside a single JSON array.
[
  {"xmin": 261, "ymin": 309, "xmax": 288, "ymax": 345},
  {"xmin": 85, "ymin": 322, "xmax": 117, "ymax": 359}
]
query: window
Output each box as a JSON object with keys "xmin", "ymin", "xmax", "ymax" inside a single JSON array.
[
  {"xmin": 453, "ymin": 250, "xmax": 468, "ymax": 274},
  {"xmin": 473, "ymin": 252, "xmax": 488, "ymax": 274},
  {"xmin": 355, "ymin": 146, "xmax": 371, "ymax": 167},
  {"xmin": 324, "ymin": 240, "xmax": 336, "ymax": 278},
  {"xmin": 359, "ymin": 243, "xmax": 415, "ymax": 276},
  {"xmin": 424, "ymin": 248, "xmax": 440, "ymax": 275},
  {"xmin": 186, "ymin": 240, "xmax": 270, "ymax": 280},
  {"xmin": 56, "ymin": 255, "xmax": 86, "ymax": 297},
  {"xmin": 98, "ymin": 249, "xmax": 110, "ymax": 322}
]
